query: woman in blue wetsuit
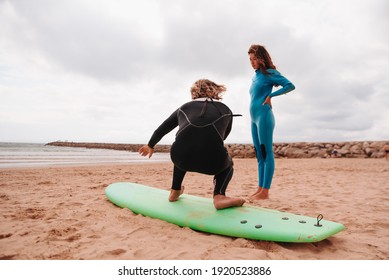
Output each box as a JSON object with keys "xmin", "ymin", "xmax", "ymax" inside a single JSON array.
[
  {"xmin": 139, "ymin": 79, "xmax": 245, "ymax": 210},
  {"xmin": 247, "ymin": 44, "xmax": 295, "ymax": 200}
]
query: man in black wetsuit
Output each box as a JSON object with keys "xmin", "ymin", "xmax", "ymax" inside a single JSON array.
[{"xmin": 139, "ymin": 79, "xmax": 245, "ymax": 210}]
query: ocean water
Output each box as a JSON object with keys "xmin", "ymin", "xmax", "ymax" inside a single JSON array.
[{"xmin": 0, "ymin": 142, "xmax": 170, "ymax": 168}]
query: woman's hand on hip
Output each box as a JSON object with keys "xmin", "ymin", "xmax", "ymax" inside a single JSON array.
[{"xmin": 262, "ymin": 96, "xmax": 272, "ymax": 109}]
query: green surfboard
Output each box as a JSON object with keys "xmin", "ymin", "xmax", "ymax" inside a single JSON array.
[{"xmin": 105, "ymin": 182, "xmax": 345, "ymax": 243}]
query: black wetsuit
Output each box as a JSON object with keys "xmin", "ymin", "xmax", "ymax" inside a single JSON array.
[{"xmin": 148, "ymin": 98, "xmax": 235, "ymax": 196}]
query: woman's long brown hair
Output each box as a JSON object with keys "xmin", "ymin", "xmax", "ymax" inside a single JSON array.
[{"xmin": 248, "ymin": 44, "xmax": 276, "ymax": 74}]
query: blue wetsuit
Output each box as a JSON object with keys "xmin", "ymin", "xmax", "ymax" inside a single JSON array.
[{"xmin": 249, "ymin": 68, "xmax": 295, "ymax": 189}]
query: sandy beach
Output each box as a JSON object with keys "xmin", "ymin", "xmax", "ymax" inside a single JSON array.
[{"xmin": 0, "ymin": 158, "xmax": 388, "ymax": 260}]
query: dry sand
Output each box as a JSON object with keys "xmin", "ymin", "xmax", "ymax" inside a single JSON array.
[{"xmin": 0, "ymin": 158, "xmax": 388, "ymax": 260}]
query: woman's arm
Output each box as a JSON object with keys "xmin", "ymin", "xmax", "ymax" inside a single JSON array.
[{"xmin": 267, "ymin": 69, "xmax": 295, "ymax": 98}]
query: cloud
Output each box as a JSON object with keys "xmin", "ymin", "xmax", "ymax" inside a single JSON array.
[
  {"xmin": 1, "ymin": 0, "xmax": 166, "ymax": 81},
  {"xmin": 0, "ymin": 0, "xmax": 388, "ymax": 144}
]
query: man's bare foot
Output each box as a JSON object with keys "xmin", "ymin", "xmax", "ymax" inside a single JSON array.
[
  {"xmin": 169, "ymin": 186, "xmax": 185, "ymax": 202},
  {"xmin": 213, "ymin": 194, "xmax": 246, "ymax": 210},
  {"xmin": 249, "ymin": 188, "xmax": 269, "ymax": 200}
]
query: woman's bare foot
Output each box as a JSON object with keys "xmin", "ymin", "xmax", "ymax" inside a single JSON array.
[
  {"xmin": 169, "ymin": 186, "xmax": 185, "ymax": 202},
  {"xmin": 249, "ymin": 187, "xmax": 263, "ymax": 198},
  {"xmin": 249, "ymin": 188, "xmax": 269, "ymax": 200},
  {"xmin": 213, "ymin": 194, "xmax": 246, "ymax": 210}
]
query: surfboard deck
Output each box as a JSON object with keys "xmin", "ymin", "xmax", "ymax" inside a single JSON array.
[{"xmin": 105, "ymin": 182, "xmax": 345, "ymax": 243}]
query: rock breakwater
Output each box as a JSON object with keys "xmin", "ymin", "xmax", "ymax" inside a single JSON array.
[
  {"xmin": 227, "ymin": 141, "xmax": 387, "ymax": 158},
  {"xmin": 47, "ymin": 141, "xmax": 387, "ymax": 159}
]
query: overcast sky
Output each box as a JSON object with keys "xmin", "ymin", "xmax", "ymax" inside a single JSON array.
[{"xmin": 1, "ymin": 0, "xmax": 388, "ymax": 144}]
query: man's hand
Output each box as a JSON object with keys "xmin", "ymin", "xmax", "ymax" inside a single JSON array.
[{"xmin": 139, "ymin": 145, "xmax": 154, "ymax": 158}]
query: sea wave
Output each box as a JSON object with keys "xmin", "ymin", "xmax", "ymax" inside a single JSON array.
[{"xmin": 0, "ymin": 142, "xmax": 170, "ymax": 168}]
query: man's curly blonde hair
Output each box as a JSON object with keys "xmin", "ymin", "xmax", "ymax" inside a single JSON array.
[{"xmin": 190, "ymin": 79, "xmax": 226, "ymax": 100}]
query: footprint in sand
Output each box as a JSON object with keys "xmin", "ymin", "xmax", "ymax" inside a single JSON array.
[
  {"xmin": 0, "ymin": 233, "xmax": 12, "ymax": 239},
  {"xmin": 47, "ymin": 227, "xmax": 81, "ymax": 242},
  {"xmin": 0, "ymin": 193, "xmax": 10, "ymax": 200},
  {"xmin": 13, "ymin": 207, "xmax": 46, "ymax": 220},
  {"xmin": 106, "ymin": 249, "xmax": 126, "ymax": 256},
  {"xmin": 0, "ymin": 254, "xmax": 17, "ymax": 260}
]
